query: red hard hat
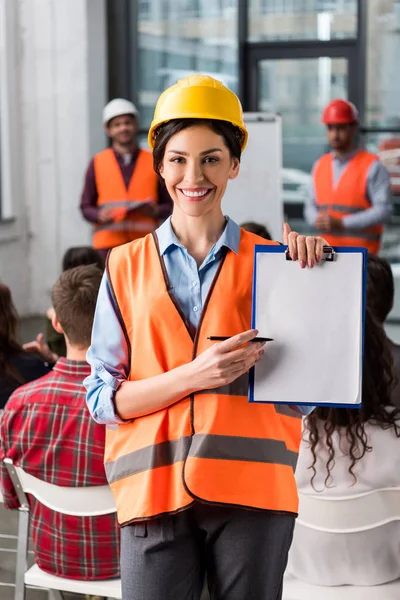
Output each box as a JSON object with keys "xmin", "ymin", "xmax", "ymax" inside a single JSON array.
[{"xmin": 321, "ymin": 99, "xmax": 359, "ymax": 124}]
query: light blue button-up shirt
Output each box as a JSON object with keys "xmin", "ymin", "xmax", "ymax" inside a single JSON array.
[
  {"xmin": 305, "ymin": 149, "xmax": 392, "ymax": 229},
  {"xmin": 85, "ymin": 217, "xmax": 313, "ymax": 424}
]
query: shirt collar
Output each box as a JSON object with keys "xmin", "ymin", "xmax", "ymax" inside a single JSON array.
[
  {"xmin": 332, "ymin": 148, "xmax": 359, "ymax": 163},
  {"xmin": 52, "ymin": 357, "xmax": 91, "ymax": 378},
  {"xmin": 156, "ymin": 216, "xmax": 240, "ymax": 257}
]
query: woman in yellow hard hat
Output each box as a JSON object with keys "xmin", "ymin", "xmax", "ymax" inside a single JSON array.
[{"xmin": 85, "ymin": 75, "xmax": 327, "ymax": 600}]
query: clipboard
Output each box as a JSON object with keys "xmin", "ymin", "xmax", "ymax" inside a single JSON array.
[{"xmin": 248, "ymin": 245, "xmax": 368, "ymax": 408}]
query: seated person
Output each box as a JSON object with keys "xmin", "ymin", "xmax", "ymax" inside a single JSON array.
[
  {"xmin": 0, "ymin": 265, "xmax": 120, "ymax": 580},
  {"xmin": 240, "ymin": 221, "xmax": 272, "ymax": 240},
  {"xmin": 0, "ymin": 282, "xmax": 50, "ymax": 409},
  {"xmin": 288, "ymin": 301, "xmax": 400, "ymax": 586},
  {"xmin": 367, "ymin": 254, "xmax": 400, "ymax": 408},
  {"xmin": 24, "ymin": 246, "xmax": 104, "ymax": 359}
]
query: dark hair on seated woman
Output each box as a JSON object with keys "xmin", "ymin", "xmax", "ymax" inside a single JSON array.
[
  {"xmin": 62, "ymin": 246, "xmax": 104, "ymax": 272},
  {"xmin": 305, "ymin": 306, "xmax": 400, "ymax": 488},
  {"xmin": 0, "ymin": 282, "xmax": 25, "ymax": 385},
  {"xmin": 152, "ymin": 119, "xmax": 243, "ymax": 174},
  {"xmin": 366, "ymin": 253, "xmax": 394, "ymax": 323}
]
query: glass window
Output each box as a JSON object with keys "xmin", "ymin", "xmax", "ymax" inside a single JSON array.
[
  {"xmin": 366, "ymin": 0, "xmax": 400, "ymax": 128},
  {"xmin": 257, "ymin": 57, "xmax": 349, "ymax": 230},
  {"xmin": 248, "ymin": 0, "xmax": 357, "ymax": 42},
  {"xmin": 137, "ymin": 0, "xmax": 238, "ymax": 129}
]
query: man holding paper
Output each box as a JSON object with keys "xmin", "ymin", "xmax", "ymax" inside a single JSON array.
[
  {"xmin": 80, "ymin": 98, "xmax": 172, "ymax": 259},
  {"xmin": 305, "ymin": 99, "xmax": 392, "ymax": 254}
]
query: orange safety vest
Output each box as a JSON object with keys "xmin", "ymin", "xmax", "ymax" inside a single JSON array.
[
  {"xmin": 92, "ymin": 148, "xmax": 159, "ymax": 250},
  {"xmin": 105, "ymin": 229, "xmax": 302, "ymax": 526},
  {"xmin": 313, "ymin": 150, "xmax": 383, "ymax": 254}
]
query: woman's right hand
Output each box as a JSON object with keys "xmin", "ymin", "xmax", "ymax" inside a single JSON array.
[{"xmin": 189, "ymin": 329, "xmax": 265, "ymax": 391}]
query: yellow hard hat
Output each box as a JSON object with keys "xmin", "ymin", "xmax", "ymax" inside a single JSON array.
[{"xmin": 148, "ymin": 75, "xmax": 248, "ymax": 151}]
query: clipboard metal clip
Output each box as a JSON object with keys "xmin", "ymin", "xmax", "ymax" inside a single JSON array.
[{"xmin": 285, "ymin": 246, "xmax": 336, "ymax": 262}]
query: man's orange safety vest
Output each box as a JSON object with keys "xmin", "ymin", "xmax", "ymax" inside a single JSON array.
[
  {"xmin": 92, "ymin": 148, "xmax": 159, "ymax": 250},
  {"xmin": 105, "ymin": 229, "xmax": 302, "ymax": 526},
  {"xmin": 313, "ymin": 150, "xmax": 383, "ymax": 254}
]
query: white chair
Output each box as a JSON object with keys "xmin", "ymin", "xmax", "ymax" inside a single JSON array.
[
  {"xmin": 283, "ymin": 488, "xmax": 400, "ymax": 600},
  {"xmin": 4, "ymin": 457, "xmax": 121, "ymax": 600}
]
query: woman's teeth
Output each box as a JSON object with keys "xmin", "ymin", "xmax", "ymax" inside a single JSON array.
[{"xmin": 180, "ymin": 189, "xmax": 210, "ymax": 197}]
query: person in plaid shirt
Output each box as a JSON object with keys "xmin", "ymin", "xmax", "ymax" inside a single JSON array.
[{"xmin": 0, "ymin": 265, "xmax": 120, "ymax": 580}]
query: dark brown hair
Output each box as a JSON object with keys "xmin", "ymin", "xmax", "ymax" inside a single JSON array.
[
  {"xmin": 152, "ymin": 118, "xmax": 243, "ymax": 174},
  {"xmin": 51, "ymin": 265, "xmax": 102, "ymax": 347},
  {"xmin": 241, "ymin": 221, "xmax": 272, "ymax": 240},
  {"xmin": 305, "ymin": 307, "xmax": 400, "ymax": 488},
  {"xmin": 62, "ymin": 246, "xmax": 104, "ymax": 272},
  {"xmin": 366, "ymin": 253, "xmax": 394, "ymax": 323},
  {"xmin": 0, "ymin": 282, "xmax": 25, "ymax": 385}
]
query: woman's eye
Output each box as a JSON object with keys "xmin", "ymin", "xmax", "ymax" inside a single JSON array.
[
  {"xmin": 170, "ymin": 157, "xmax": 185, "ymax": 163},
  {"xmin": 203, "ymin": 157, "xmax": 219, "ymax": 164}
]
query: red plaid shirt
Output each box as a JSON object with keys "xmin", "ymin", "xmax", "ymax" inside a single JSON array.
[{"xmin": 0, "ymin": 358, "xmax": 120, "ymax": 580}]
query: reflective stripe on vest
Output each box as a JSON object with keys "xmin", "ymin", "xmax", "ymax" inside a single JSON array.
[
  {"xmin": 106, "ymin": 230, "xmax": 301, "ymax": 525},
  {"xmin": 313, "ymin": 151, "xmax": 383, "ymax": 254},
  {"xmin": 105, "ymin": 434, "xmax": 298, "ymax": 484},
  {"xmin": 93, "ymin": 149, "xmax": 158, "ymax": 250}
]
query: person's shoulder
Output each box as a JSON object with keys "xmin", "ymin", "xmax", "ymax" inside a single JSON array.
[
  {"xmin": 94, "ymin": 148, "xmax": 113, "ymax": 160},
  {"xmin": 239, "ymin": 228, "xmax": 279, "ymax": 248},
  {"xmin": 12, "ymin": 351, "xmax": 47, "ymax": 368},
  {"xmin": 108, "ymin": 232, "xmax": 155, "ymax": 269},
  {"xmin": 11, "ymin": 352, "xmax": 50, "ymax": 379},
  {"xmin": 364, "ymin": 152, "xmax": 391, "ymax": 179},
  {"xmin": 357, "ymin": 149, "xmax": 381, "ymax": 170},
  {"xmin": 313, "ymin": 153, "xmax": 331, "ymax": 170},
  {"xmin": 7, "ymin": 366, "xmax": 53, "ymax": 407},
  {"xmin": 92, "ymin": 148, "xmax": 115, "ymax": 170},
  {"xmin": 359, "ymin": 149, "xmax": 378, "ymax": 160}
]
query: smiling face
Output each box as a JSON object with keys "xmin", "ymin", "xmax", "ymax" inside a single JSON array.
[
  {"xmin": 106, "ymin": 114, "xmax": 138, "ymax": 147},
  {"xmin": 158, "ymin": 125, "xmax": 240, "ymax": 219}
]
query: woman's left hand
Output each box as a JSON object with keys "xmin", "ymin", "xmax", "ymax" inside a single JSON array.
[{"xmin": 283, "ymin": 222, "xmax": 329, "ymax": 268}]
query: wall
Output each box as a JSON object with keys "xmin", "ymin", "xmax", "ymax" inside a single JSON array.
[
  {"xmin": 0, "ymin": 0, "xmax": 30, "ymax": 314},
  {"xmin": 0, "ymin": 0, "xmax": 107, "ymax": 315}
]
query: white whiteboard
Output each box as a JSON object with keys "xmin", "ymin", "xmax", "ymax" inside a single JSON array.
[{"xmin": 223, "ymin": 113, "xmax": 283, "ymax": 241}]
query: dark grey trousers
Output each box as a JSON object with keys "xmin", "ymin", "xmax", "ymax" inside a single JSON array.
[{"xmin": 120, "ymin": 503, "xmax": 295, "ymax": 600}]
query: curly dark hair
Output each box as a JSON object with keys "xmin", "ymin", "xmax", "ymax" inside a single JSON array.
[
  {"xmin": 304, "ymin": 306, "xmax": 400, "ymax": 488},
  {"xmin": 366, "ymin": 253, "xmax": 394, "ymax": 323}
]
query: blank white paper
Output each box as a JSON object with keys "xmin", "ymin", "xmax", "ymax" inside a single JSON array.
[{"xmin": 253, "ymin": 252, "xmax": 364, "ymax": 406}]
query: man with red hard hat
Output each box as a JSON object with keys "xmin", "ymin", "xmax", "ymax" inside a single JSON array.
[{"xmin": 305, "ymin": 99, "xmax": 392, "ymax": 254}]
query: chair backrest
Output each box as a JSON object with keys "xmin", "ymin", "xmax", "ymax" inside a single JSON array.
[
  {"xmin": 4, "ymin": 458, "xmax": 116, "ymax": 517},
  {"xmin": 297, "ymin": 487, "xmax": 400, "ymax": 533}
]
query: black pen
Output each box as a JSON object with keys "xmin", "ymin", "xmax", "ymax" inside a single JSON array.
[{"xmin": 208, "ymin": 336, "xmax": 273, "ymax": 342}]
